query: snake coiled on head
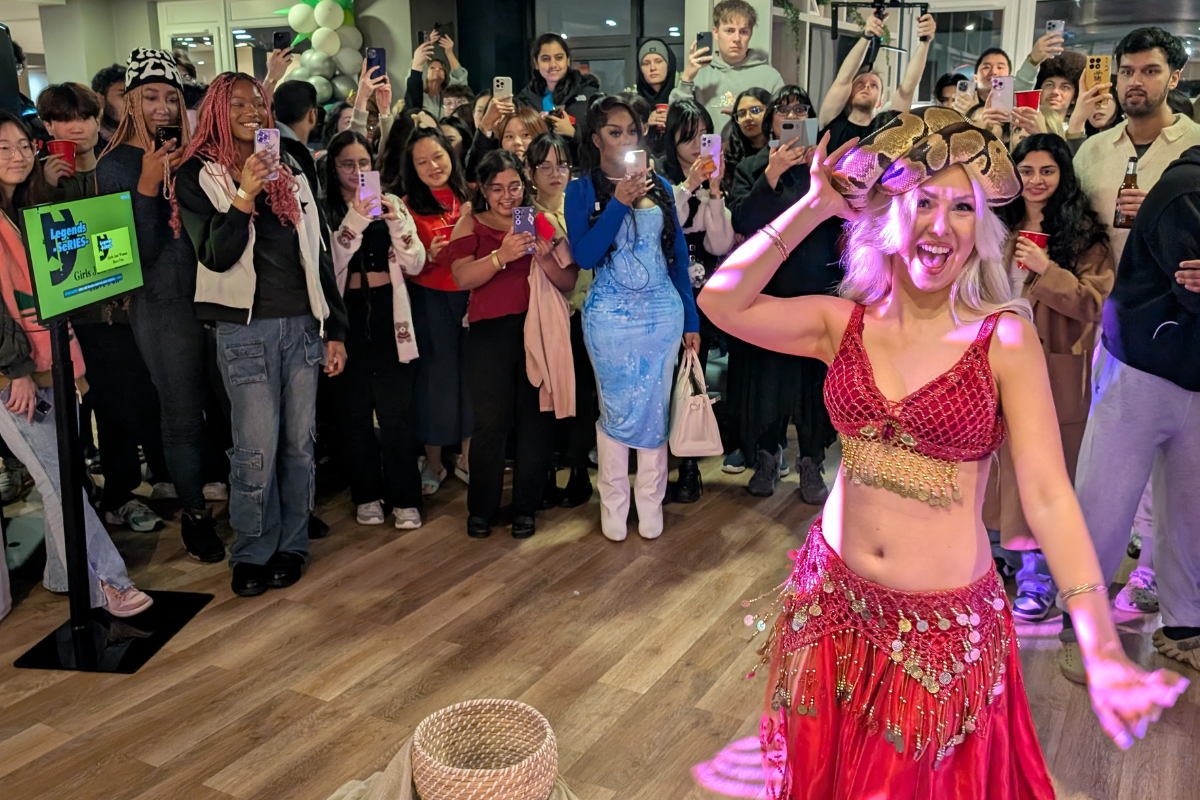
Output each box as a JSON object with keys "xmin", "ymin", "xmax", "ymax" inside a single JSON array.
[{"xmin": 832, "ymin": 107, "xmax": 1021, "ymax": 212}]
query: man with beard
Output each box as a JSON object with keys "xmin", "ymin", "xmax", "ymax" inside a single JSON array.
[
  {"xmin": 91, "ymin": 64, "xmax": 126, "ymax": 152},
  {"xmin": 1059, "ymin": 27, "xmax": 1200, "ymax": 684},
  {"xmin": 817, "ymin": 12, "xmax": 935, "ymax": 151}
]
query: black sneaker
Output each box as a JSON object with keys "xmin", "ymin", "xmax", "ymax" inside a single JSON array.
[
  {"xmin": 673, "ymin": 458, "xmax": 703, "ymax": 504},
  {"xmin": 512, "ymin": 514, "xmax": 536, "ymax": 539},
  {"xmin": 182, "ymin": 512, "xmax": 225, "ymax": 563},
  {"xmin": 231, "ymin": 563, "xmax": 268, "ymax": 597},
  {"xmin": 747, "ymin": 448, "xmax": 781, "ymax": 497},
  {"xmin": 467, "ymin": 515, "xmax": 492, "ymax": 539},
  {"xmin": 796, "ymin": 457, "xmax": 829, "ymax": 506}
]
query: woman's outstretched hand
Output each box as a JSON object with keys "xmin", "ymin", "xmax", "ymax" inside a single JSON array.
[
  {"xmin": 1086, "ymin": 652, "xmax": 1188, "ymax": 749},
  {"xmin": 806, "ymin": 131, "xmax": 859, "ymax": 221}
]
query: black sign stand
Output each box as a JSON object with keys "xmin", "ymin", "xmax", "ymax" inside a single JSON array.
[{"xmin": 13, "ymin": 320, "xmax": 211, "ymax": 673}]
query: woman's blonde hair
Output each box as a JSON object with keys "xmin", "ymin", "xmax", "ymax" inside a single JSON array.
[{"xmin": 839, "ymin": 176, "xmax": 1031, "ymax": 322}]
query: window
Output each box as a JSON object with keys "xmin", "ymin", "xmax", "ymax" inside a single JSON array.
[
  {"xmin": 537, "ymin": 0, "xmax": 632, "ymax": 37},
  {"xmin": 924, "ymin": 11, "xmax": 1005, "ymax": 98},
  {"xmin": 577, "ymin": 59, "xmax": 627, "ymax": 95},
  {"xmin": 643, "ymin": 0, "xmax": 686, "ymax": 40},
  {"xmin": 171, "ymin": 34, "xmax": 218, "ymax": 85}
]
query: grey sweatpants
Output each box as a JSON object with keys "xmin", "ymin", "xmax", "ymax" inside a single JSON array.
[{"xmin": 1075, "ymin": 347, "xmax": 1200, "ymax": 628}]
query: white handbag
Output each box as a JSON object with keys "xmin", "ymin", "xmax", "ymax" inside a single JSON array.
[{"xmin": 669, "ymin": 348, "xmax": 723, "ymax": 457}]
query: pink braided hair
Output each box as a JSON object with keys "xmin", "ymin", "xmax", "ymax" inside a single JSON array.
[{"xmin": 170, "ymin": 72, "xmax": 301, "ymax": 236}]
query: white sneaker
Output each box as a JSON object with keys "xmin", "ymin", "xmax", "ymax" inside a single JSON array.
[
  {"xmin": 102, "ymin": 582, "xmax": 154, "ymax": 618},
  {"xmin": 150, "ymin": 482, "xmax": 178, "ymax": 500},
  {"xmin": 1114, "ymin": 567, "xmax": 1159, "ymax": 613},
  {"xmin": 356, "ymin": 501, "xmax": 386, "ymax": 525},
  {"xmin": 105, "ymin": 499, "xmax": 164, "ymax": 532},
  {"xmin": 203, "ymin": 482, "xmax": 229, "ymax": 501},
  {"xmin": 394, "ymin": 507, "xmax": 422, "ymax": 530}
]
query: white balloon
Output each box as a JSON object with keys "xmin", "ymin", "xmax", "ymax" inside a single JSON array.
[
  {"xmin": 306, "ymin": 75, "xmax": 333, "ymax": 104},
  {"xmin": 304, "ymin": 50, "xmax": 336, "ymax": 78},
  {"xmin": 311, "ymin": 27, "xmax": 341, "ymax": 56},
  {"xmin": 334, "ymin": 47, "xmax": 362, "ymax": 76},
  {"xmin": 336, "ymin": 25, "xmax": 362, "ymax": 52},
  {"xmin": 332, "ymin": 74, "xmax": 356, "ymax": 101},
  {"xmin": 287, "ymin": 3, "xmax": 317, "ymax": 34},
  {"xmin": 313, "ymin": 0, "xmax": 345, "ymax": 30}
]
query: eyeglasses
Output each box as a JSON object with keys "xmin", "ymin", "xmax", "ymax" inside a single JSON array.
[
  {"xmin": 336, "ymin": 159, "xmax": 373, "ymax": 172},
  {"xmin": 775, "ymin": 104, "xmax": 811, "ymax": 119},
  {"xmin": 486, "ymin": 182, "xmax": 525, "ymax": 197},
  {"xmin": 735, "ymin": 105, "xmax": 765, "ymax": 120},
  {"xmin": 535, "ymin": 163, "xmax": 570, "ymax": 176},
  {"xmin": 0, "ymin": 142, "xmax": 33, "ymax": 161}
]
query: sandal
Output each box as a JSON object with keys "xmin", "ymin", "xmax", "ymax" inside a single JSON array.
[{"xmin": 421, "ymin": 466, "xmax": 447, "ymax": 496}]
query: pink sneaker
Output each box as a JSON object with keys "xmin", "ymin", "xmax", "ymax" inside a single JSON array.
[{"xmin": 102, "ymin": 583, "xmax": 154, "ymax": 618}]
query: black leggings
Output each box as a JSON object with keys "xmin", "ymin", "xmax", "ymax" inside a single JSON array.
[{"xmin": 465, "ymin": 313, "xmax": 555, "ymax": 520}]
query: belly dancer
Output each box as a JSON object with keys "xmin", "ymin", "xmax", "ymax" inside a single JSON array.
[{"xmin": 698, "ymin": 107, "xmax": 1187, "ymax": 799}]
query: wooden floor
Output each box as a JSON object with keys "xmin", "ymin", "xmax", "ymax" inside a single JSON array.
[{"xmin": 0, "ymin": 454, "xmax": 1197, "ymax": 800}]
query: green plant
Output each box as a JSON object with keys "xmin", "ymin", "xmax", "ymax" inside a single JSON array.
[{"xmin": 775, "ymin": 0, "xmax": 804, "ymax": 49}]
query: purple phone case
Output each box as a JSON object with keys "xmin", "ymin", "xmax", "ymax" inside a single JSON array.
[
  {"xmin": 254, "ymin": 129, "xmax": 280, "ymax": 181},
  {"xmin": 513, "ymin": 206, "xmax": 536, "ymax": 253}
]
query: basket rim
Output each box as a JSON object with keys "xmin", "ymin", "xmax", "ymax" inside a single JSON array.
[{"xmin": 411, "ymin": 699, "xmax": 558, "ymax": 782}]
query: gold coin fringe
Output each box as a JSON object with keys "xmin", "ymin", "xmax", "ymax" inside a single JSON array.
[{"xmin": 839, "ymin": 433, "xmax": 964, "ymax": 507}]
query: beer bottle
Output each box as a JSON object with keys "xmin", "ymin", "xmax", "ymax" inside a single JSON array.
[{"xmin": 1113, "ymin": 157, "xmax": 1138, "ymax": 229}]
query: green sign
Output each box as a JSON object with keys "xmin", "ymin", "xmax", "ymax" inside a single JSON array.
[{"xmin": 21, "ymin": 191, "xmax": 144, "ymax": 322}]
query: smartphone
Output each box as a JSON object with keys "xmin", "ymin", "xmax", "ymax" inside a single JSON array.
[
  {"xmin": 493, "ymin": 76, "xmax": 513, "ymax": 100},
  {"xmin": 990, "ymin": 76, "xmax": 1015, "ymax": 116},
  {"xmin": 0, "ymin": 386, "xmax": 50, "ymax": 423},
  {"xmin": 1046, "ymin": 20, "xmax": 1065, "ymax": 36},
  {"xmin": 273, "ymin": 30, "xmax": 292, "ymax": 51},
  {"xmin": 548, "ymin": 106, "xmax": 566, "ymax": 119},
  {"xmin": 624, "ymin": 149, "xmax": 647, "ymax": 172},
  {"xmin": 779, "ymin": 120, "xmax": 803, "ymax": 146},
  {"xmin": 254, "ymin": 128, "xmax": 281, "ymax": 181},
  {"xmin": 700, "ymin": 133, "xmax": 721, "ymax": 178},
  {"xmin": 155, "ymin": 124, "xmax": 181, "ymax": 151},
  {"xmin": 1083, "ymin": 55, "xmax": 1112, "ymax": 100},
  {"xmin": 357, "ymin": 170, "xmax": 382, "ymax": 217},
  {"xmin": 365, "ymin": 47, "xmax": 386, "ymax": 80},
  {"xmin": 513, "ymin": 206, "xmax": 537, "ymax": 254},
  {"xmin": 696, "ymin": 31, "xmax": 714, "ymax": 57}
]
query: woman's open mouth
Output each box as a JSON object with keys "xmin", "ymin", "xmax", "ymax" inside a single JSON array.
[{"xmin": 916, "ymin": 242, "xmax": 953, "ymax": 272}]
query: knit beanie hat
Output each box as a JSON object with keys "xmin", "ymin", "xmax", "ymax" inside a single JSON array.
[
  {"xmin": 638, "ymin": 39, "xmax": 670, "ymax": 65},
  {"xmin": 125, "ymin": 48, "xmax": 185, "ymax": 94}
]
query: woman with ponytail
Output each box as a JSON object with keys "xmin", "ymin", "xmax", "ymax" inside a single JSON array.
[
  {"xmin": 96, "ymin": 48, "xmax": 229, "ymax": 562},
  {"xmin": 172, "ymin": 72, "xmax": 348, "ymax": 597},
  {"xmin": 564, "ymin": 95, "xmax": 699, "ymax": 543}
]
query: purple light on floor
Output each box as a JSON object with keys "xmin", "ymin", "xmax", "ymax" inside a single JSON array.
[{"xmin": 691, "ymin": 736, "xmax": 770, "ymax": 798}]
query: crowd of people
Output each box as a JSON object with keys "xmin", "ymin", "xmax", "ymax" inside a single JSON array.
[{"xmin": 0, "ymin": 4, "xmax": 1198, "ymax": 764}]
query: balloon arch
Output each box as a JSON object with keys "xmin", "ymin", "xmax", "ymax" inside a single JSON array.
[{"xmin": 274, "ymin": 0, "xmax": 367, "ymax": 105}]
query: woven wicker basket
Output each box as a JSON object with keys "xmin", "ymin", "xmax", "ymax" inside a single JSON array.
[{"xmin": 411, "ymin": 699, "xmax": 558, "ymax": 800}]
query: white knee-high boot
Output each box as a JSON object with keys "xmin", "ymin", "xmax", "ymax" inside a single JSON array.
[
  {"xmin": 595, "ymin": 427, "xmax": 631, "ymax": 541},
  {"xmin": 634, "ymin": 444, "xmax": 670, "ymax": 539}
]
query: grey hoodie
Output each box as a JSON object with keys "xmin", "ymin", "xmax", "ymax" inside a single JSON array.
[{"xmin": 670, "ymin": 47, "xmax": 784, "ymax": 122}]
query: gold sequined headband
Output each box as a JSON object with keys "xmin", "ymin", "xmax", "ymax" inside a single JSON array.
[{"xmin": 832, "ymin": 107, "xmax": 1021, "ymax": 212}]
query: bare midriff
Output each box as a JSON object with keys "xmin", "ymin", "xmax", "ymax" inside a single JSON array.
[{"xmin": 818, "ymin": 455, "xmax": 994, "ymax": 592}]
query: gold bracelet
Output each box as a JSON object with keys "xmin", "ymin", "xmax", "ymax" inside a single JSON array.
[
  {"xmin": 761, "ymin": 223, "xmax": 790, "ymax": 259},
  {"xmin": 490, "ymin": 251, "xmax": 505, "ymax": 271},
  {"xmin": 1057, "ymin": 582, "xmax": 1107, "ymax": 603}
]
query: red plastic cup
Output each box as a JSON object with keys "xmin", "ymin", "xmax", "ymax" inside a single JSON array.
[
  {"xmin": 1015, "ymin": 90, "xmax": 1041, "ymax": 111},
  {"xmin": 1016, "ymin": 230, "xmax": 1049, "ymax": 270},
  {"xmin": 656, "ymin": 103, "xmax": 668, "ymax": 128},
  {"xmin": 46, "ymin": 140, "xmax": 76, "ymax": 176}
]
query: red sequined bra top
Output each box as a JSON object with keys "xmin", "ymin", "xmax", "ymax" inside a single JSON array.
[{"xmin": 823, "ymin": 304, "xmax": 1007, "ymax": 506}]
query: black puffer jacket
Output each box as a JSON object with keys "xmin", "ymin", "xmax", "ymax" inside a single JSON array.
[{"xmin": 515, "ymin": 69, "xmax": 601, "ymax": 160}]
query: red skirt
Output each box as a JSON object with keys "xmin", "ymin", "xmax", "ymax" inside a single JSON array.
[{"xmin": 750, "ymin": 519, "xmax": 1055, "ymax": 800}]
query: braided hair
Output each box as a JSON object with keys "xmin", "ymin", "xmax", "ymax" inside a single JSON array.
[
  {"xmin": 171, "ymin": 72, "xmax": 301, "ymax": 235},
  {"xmin": 99, "ymin": 83, "xmax": 192, "ymax": 159},
  {"xmin": 581, "ymin": 94, "xmax": 677, "ymax": 270}
]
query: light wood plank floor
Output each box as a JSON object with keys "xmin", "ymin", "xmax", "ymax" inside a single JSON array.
[{"xmin": 1, "ymin": 454, "xmax": 1196, "ymax": 800}]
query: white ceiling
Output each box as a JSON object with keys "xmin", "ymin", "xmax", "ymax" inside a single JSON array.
[{"xmin": 0, "ymin": 0, "xmax": 57, "ymax": 54}]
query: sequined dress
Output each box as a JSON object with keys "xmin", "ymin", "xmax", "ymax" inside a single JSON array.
[
  {"xmin": 749, "ymin": 305, "xmax": 1055, "ymax": 800},
  {"xmin": 582, "ymin": 206, "xmax": 684, "ymax": 449}
]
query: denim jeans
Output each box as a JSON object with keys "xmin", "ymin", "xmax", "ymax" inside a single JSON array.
[
  {"xmin": 0, "ymin": 387, "xmax": 133, "ymax": 607},
  {"xmin": 130, "ymin": 297, "xmax": 226, "ymax": 512},
  {"xmin": 215, "ymin": 316, "xmax": 322, "ymax": 566},
  {"xmin": 1016, "ymin": 550, "xmax": 1055, "ymax": 597}
]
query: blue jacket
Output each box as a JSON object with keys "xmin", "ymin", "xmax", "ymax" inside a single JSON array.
[{"xmin": 564, "ymin": 173, "xmax": 699, "ymax": 333}]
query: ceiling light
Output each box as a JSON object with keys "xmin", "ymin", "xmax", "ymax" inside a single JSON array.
[
  {"xmin": 561, "ymin": 33, "xmax": 568, "ymax": 39},
  {"xmin": 605, "ymin": 19, "xmax": 617, "ymax": 27},
  {"xmin": 236, "ymin": 43, "xmax": 247, "ymax": 48},
  {"xmin": 182, "ymin": 37, "xmax": 193, "ymax": 41},
  {"xmin": 669, "ymin": 32, "xmax": 680, "ymax": 37},
  {"xmin": 965, "ymin": 22, "xmax": 975, "ymax": 31},
  {"xmin": 187, "ymin": 43, "xmax": 197, "ymax": 47},
  {"xmin": 668, "ymin": 26, "xmax": 679, "ymax": 31},
  {"xmin": 235, "ymin": 34, "xmax": 253, "ymax": 40},
  {"xmin": 197, "ymin": 60, "xmax": 205, "ymax": 65},
  {"xmin": 232, "ymin": 29, "xmax": 245, "ymax": 34}
]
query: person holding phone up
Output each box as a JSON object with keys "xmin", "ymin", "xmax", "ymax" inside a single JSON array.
[
  {"xmin": 351, "ymin": 58, "xmax": 393, "ymax": 149},
  {"xmin": 323, "ymin": 130, "xmax": 427, "ymax": 531},
  {"xmin": 725, "ymin": 86, "xmax": 841, "ymax": 502},
  {"xmin": 173, "ymin": 72, "xmax": 348, "ymax": 597},
  {"xmin": 447, "ymin": 150, "xmax": 575, "ymax": 541},
  {"xmin": 406, "ymin": 31, "xmax": 470, "ymax": 120},
  {"xmin": 656, "ymin": 100, "xmax": 734, "ymax": 504},
  {"xmin": 514, "ymin": 33, "xmax": 600, "ymax": 159},
  {"xmin": 564, "ymin": 96, "xmax": 699, "ymax": 543}
]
